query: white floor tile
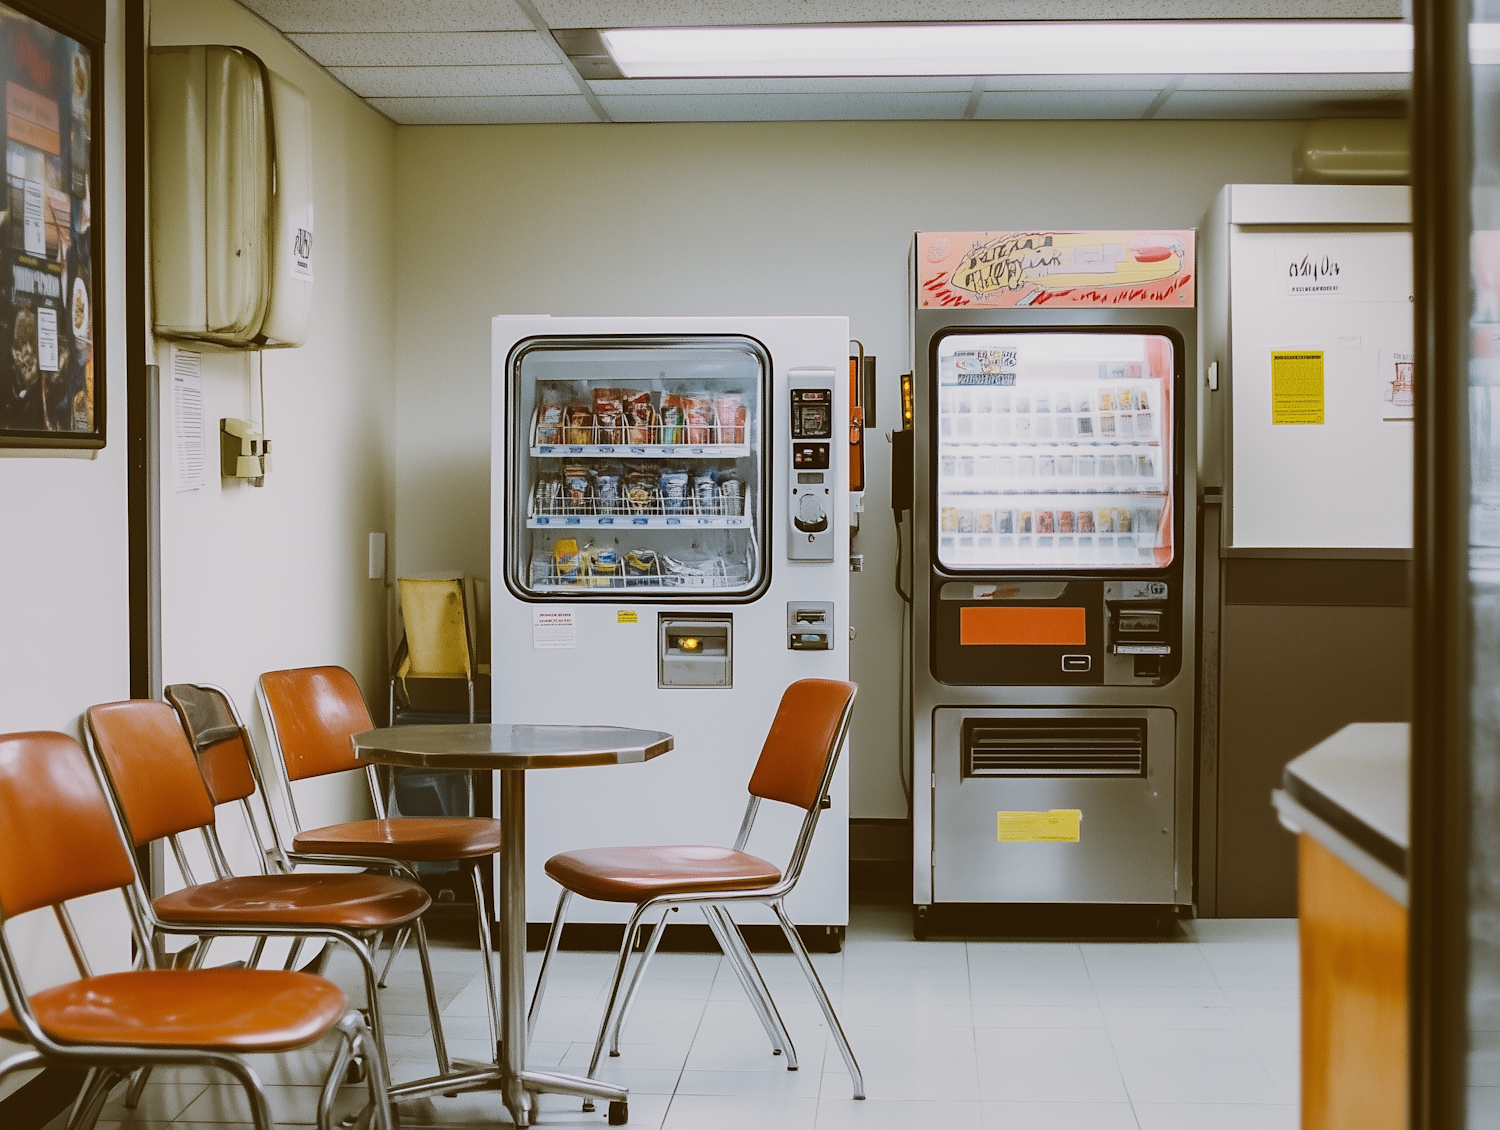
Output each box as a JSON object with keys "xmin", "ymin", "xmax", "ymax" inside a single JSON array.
[
  {"xmin": 1100, "ymin": 1006, "xmax": 1241, "ymax": 1030},
  {"xmin": 662, "ymin": 1093, "xmax": 819, "ymax": 1130},
  {"xmin": 676, "ymin": 1067, "xmax": 824, "ymax": 1097},
  {"xmin": 973, "ymin": 1028, "xmax": 1128, "ymax": 1103},
  {"xmin": 1132, "ymin": 1102, "xmax": 1296, "ymax": 1128},
  {"xmin": 980, "ymin": 1100, "xmax": 1141, "ymax": 1129},
  {"xmin": 814, "ymin": 1096, "xmax": 984, "ymax": 1128},
  {"xmin": 124, "ymin": 913, "xmax": 1304, "ymax": 1128}
]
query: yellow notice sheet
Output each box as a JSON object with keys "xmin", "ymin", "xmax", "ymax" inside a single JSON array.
[
  {"xmin": 997, "ymin": 809, "xmax": 1082, "ymax": 843},
  {"xmin": 1271, "ymin": 350, "xmax": 1326, "ymax": 424}
]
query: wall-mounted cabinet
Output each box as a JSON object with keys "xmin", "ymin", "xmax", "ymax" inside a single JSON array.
[{"xmin": 149, "ymin": 45, "xmax": 311, "ymax": 349}]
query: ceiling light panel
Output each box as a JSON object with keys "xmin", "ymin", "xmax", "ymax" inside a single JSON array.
[{"xmin": 598, "ymin": 22, "xmax": 1414, "ymax": 78}]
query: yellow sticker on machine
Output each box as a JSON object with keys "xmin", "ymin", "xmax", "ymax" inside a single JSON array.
[
  {"xmin": 617, "ymin": 610, "xmax": 638, "ymax": 624},
  {"xmin": 997, "ymin": 809, "xmax": 1082, "ymax": 843}
]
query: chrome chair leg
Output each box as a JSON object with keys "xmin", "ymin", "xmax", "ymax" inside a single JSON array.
[
  {"xmin": 528, "ymin": 888, "xmax": 571, "ymax": 1045},
  {"xmin": 774, "ymin": 900, "xmax": 862, "ymax": 1099},
  {"xmin": 702, "ymin": 904, "xmax": 786, "ymax": 1059},
  {"xmin": 470, "ymin": 862, "xmax": 501, "ymax": 1058},
  {"xmin": 67, "ymin": 1066, "xmax": 122, "ymax": 1130},
  {"xmin": 413, "ymin": 916, "xmax": 451, "ymax": 1075},
  {"xmin": 608, "ymin": 906, "xmax": 673, "ymax": 1056},
  {"xmin": 223, "ymin": 1058, "xmax": 275, "ymax": 1130},
  {"xmin": 188, "ymin": 937, "xmax": 213, "ymax": 969},
  {"xmin": 710, "ymin": 904, "xmax": 798, "ymax": 1070},
  {"xmin": 246, "ymin": 936, "xmax": 267, "ymax": 970},
  {"xmin": 283, "ymin": 936, "xmax": 306, "ymax": 971},
  {"xmin": 123, "ymin": 1063, "xmax": 153, "ymax": 1109},
  {"xmin": 323, "ymin": 1012, "xmax": 395, "ymax": 1130},
  {"xmin": 586, "ymin": 902, "xmax": 650, "ymax": 1081},
  {"xmin": 377, "ymin": 926, "xmax": 410, "ymax": 988}
]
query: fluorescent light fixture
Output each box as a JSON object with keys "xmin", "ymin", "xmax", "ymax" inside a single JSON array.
[{"xmin": 599, "ymin": 22, "xmax": 1414, "ymax": 78}]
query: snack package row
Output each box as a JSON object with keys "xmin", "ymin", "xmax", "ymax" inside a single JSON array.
[
  {"xmin": 942, "ymin": 409, "xmax": 1155, "ymax": 442},
  {"xmin": 539, "ymin": 540, "xmax": 735, "ymax": 587},
  {"xmin": 535, "ymin": 388, "xmax": 748, "ymax": 446},
  {"xmin": 941, "ymin": 448, "xmax": 1157, "ymax": 481},
  {"xmin": 535, "ymin": 463, "xmax": 743, "ymax": 516},
  {"xmin": 940, "ymin": 505, "xmax": 1160, "ymax": 537},
  {"xmin": 939, "ymin": 385, "xmax": 1152, "ymax": 415}
]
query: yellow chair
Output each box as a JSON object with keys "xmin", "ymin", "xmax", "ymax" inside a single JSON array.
[{"xmin": 390, "ymin": 574, "xmax": 488, "ymax": 724}]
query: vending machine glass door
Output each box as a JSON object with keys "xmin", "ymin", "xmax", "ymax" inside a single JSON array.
[
  {"xmin": 934, "ymin": 331, "xmax": 1175, "ymax": 571},
  {"xmin": 507, "ymin": 336, "xmax": 769, "ymax": 600}
]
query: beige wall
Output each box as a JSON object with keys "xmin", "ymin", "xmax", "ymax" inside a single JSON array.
[
  {"xmin": 391, "ymin": 119, "xmax": 1306, "ymax": 819},
  {"xmin": 148, "ymin": 0, "xmax": 398, "ymax": 906},
  {"xmin": 0, "ymin": 0, "xmax": 130, "ymax": 1014}
]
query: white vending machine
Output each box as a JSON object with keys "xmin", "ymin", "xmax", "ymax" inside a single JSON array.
[{"xmin": 491, "ymin": 316, "xmax": 851, "ymax": 939}]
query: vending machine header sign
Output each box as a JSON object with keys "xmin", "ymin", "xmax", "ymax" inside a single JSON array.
[{"xmin": 917, "ymin": 230, "xmax": 1196, "ymax": 310}]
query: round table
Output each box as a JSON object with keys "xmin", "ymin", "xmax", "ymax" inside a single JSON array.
[{"xmin": 352, "ymin": 724, "xmax": 674, "ymax": 1127}]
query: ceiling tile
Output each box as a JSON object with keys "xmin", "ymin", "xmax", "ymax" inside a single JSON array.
[
  {"xmin": 596, "ymin": 91, "xmax": 969, "ymax": 121},
  {"xmin": 587, "ymin": 76, "xmax": 974, "ymax": 94},
  {"xmin": 974, "ymin": 89, "xmax": 1159, "ymax": 118},
  {"xmin": 330, "ymin": 65, "xmax": 580, "ymax": 98},
  {"xmin": 236, "ymin": 0, "xmax": 534, "ymax": 33},
  {"xmin": 289, "ymin": 32, "xmax": 557, "ymax": 67},
  {"xmin": 535, "ymin": 0, "xmax": 1401, "ymax": 30},
  {"xmin": 369, "ymin": 95, "xmax": 599, "ymax": 124},
  {"xmin": 1155, "ymin": 90, "xmax": 1406, "ymax": 118}
]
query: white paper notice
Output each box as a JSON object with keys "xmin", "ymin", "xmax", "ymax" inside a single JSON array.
[
  {"xmin": 36, "ymin": 306, "xmax": 56, "ymax": 371},
  {"xmin": 1380, "ymin": 348, "xmax": 1415, "ymax": 422},
  {"xmin": 532, "ymin": 608, "xmax": 576, "ymax": 650},
  {"xmin": 22, "ymin": 178, "xmax": 43, "ymax": 255},
  {"xmin": 172, "ymin": 348, "xmax": 205, "ymax": 491}
]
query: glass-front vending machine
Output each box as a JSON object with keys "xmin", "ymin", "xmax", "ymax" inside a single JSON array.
[
  {"xmin": 492, "ymin": 316, "xmax": 851, "ymax": 941},
  {"xmin": 909, "ymin": 231, "xmax": 1198, "ymax": 936}
]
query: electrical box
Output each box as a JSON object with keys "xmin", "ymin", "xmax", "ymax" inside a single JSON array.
[{"xmin": 149, "ymin": 46, "xmax": 312, "ymax": 350}]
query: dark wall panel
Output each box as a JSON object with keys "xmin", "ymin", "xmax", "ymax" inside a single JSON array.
[{"xmin": 1216, "ymin": 604, "xmax": 1412, "ymax": 917}]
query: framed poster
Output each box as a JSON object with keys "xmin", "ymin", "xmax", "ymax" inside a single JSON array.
[{"xmin": 0, "ymin": 1, "xmax": 102, "ymax": 449}]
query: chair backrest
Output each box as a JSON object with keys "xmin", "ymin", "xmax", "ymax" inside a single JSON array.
[
  {"xmin": 86, "ymin": 701, "xmax": 218, "ymax": 846},
  {"xmin": 259, "ymin": 666, "xmax": 372, "ymax": 782},
  {"xmin": 397, "ymin": 577, "xmax": 473, "ymax": 680},
  {"xmin": 747, "ymin": 679, "xmax": 857, "ymax": 810},
  {"xmin": 165, "ymin": 683, "xmax": 258, "ymax": 805},
  {"xmin": 0, "ymin": 732, "xmax": 137, "ymax": 918}
]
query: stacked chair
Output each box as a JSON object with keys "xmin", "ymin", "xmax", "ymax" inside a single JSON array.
[
  {"xmin": 0, "ymin": 730, "xmax": 394, "ymax": 1130},
  {"xmin": 257, "ymin": 666, "xmax": 505, "ymax": 1059}
]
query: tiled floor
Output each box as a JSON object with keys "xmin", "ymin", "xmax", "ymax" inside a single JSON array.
[{"xmin": 85, "ymin": 907, "xmax": 1297, "ymax": 1130}]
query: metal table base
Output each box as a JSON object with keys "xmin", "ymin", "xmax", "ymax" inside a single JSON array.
[
  {"xmin": 352, "ymin": 725, "xmax": 674, "ymax": 1128},
  {"xmin": 385, "ymin": 772, "xmax": 627, "ymax": 1126}
]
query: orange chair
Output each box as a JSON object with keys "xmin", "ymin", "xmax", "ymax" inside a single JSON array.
[
  {"xmin": 256, "ymin": 666, "xmax": 505, "ymax": 1049},
  {"xmin": 84, "ymin": 698, "xmax": 450, "ymax": 1082},
  {"xmin": 529, "ymin": 679, "xmax": 864, "ymax": 1102},
  {"xmin": 0, "ymin": 731, "xmax": 393, "ymax": 1130}
]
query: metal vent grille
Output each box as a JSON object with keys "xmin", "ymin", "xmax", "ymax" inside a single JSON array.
[{"xmin": 963, "ymin": 718, "xmax": 1147, "ymax": 778}]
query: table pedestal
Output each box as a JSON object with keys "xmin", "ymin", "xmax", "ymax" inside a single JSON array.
[{"xmin": 387, "ymin": 768, "xmax": 629, "ymax": 1126}]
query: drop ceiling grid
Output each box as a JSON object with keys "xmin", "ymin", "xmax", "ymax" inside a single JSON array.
[{"xmin": 237, "ymin": 0, "xmax": 1412, "ymax": 124}]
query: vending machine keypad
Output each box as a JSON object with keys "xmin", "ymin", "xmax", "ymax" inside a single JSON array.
[{"xmin": 789, "ymin": 387, "xmax": 834, "ymax": 561}]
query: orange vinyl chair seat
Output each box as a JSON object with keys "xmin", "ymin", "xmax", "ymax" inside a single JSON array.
[
  {"xmin": 293, "ymin": 816, "xmax": 504, "ymax": 862},
  {"xmin": 0, "ymin": 968, "xmax": 347, "ymax": 1052},
  {"xmin": 544, "ymin": 845, "xmax": 783, "ymax": 904},
  {"xmin": 154, "ymin": 873, "xmax": 430, "ymax": 930}
]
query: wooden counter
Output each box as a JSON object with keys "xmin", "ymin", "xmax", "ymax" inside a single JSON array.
[{"xmin": 1273, "ymin": 723, "xmax": 1408, "ymax": 1130}]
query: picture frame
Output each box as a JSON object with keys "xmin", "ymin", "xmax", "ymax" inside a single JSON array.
[{"xmin": 0, "ymin": 0, "xmax": 104, "ymax": 449}]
